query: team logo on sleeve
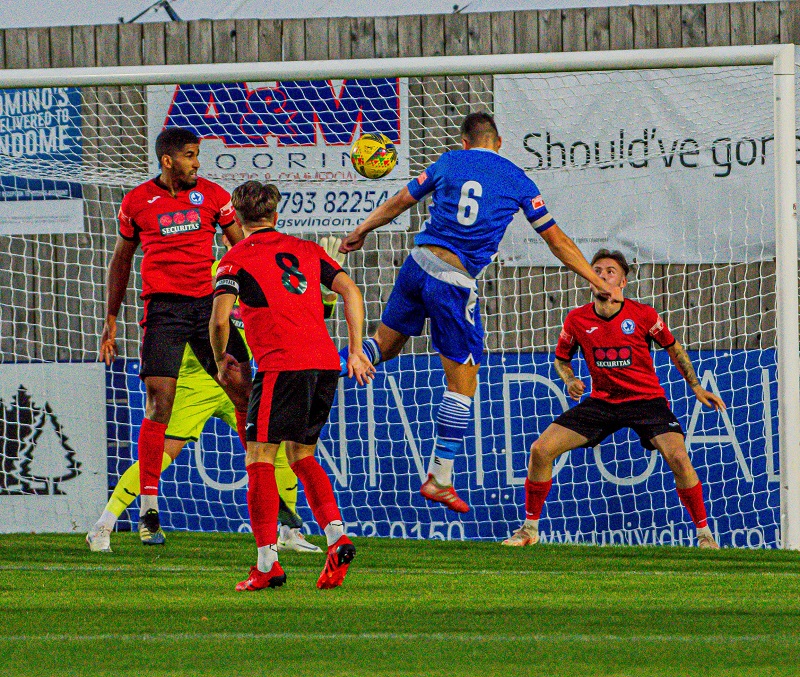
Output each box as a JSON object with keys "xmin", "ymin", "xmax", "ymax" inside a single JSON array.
[
  {"xmin": 531, "ymin": 195, "xmax": 545, "ymax": 210},
  {"xmin": 416, "ymin": 171, "xmax": 428, "ymax": 184},
  {"xmin": 621, "ymin": 319, "xmax": 636, "ymax": 335},
  {"xmin": 158, "ymin": 209, "xmax": 202, "ymax": 236},
  {"xmin": 189, "ymin": 190, "xmax": 205, "ymax": 205},
  {"xmin": 593, "ymin": 347, "xmax": 632, "ymax": 368}
]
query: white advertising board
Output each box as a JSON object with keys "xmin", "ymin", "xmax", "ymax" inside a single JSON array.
[
  {"xmin": 0, "ymin": 362, "xmax": 107, "ymax": 533},
  {"xmin": 494, "ymin": 67, "xmax": 777, "ymax": 266}
]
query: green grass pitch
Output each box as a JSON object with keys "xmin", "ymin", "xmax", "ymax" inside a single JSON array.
[{"xmin": 1, "ymin": 533, "xmax": 799, "ymax": 676}]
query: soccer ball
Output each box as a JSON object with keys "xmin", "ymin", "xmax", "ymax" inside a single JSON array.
[{"xmin": 350, "ymin": 133, "xmax": 397, "ymax": 179}]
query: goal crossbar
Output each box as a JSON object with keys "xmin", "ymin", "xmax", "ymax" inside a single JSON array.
[{"xmin": 0, "ymin": 45, "xmax": 794, "ymax": 86}]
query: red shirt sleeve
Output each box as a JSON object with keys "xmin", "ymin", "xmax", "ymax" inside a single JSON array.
[
  {"xmin": 214, "ymin": 255, "xmax": 242, "ymax": 297},
  {"xmin": 645, "ymin": 306, "xmax": 676, "ymax": 348},
  {"xmin": 214, "ymin": 184, "xmax": 235, "ymax": 228},
  {"xmin": 555, "ymin": 313, "xmax": 579, "ymax": 361},
  {"xmin": 118, "ymin": 193, "xmax": 138, "ymax": 241}
]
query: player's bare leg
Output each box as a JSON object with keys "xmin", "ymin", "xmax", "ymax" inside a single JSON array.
[
  {"xmin": 136, "ymin": 376, "xmax": 177, "ymax": 545},
  {"xmin": 214, "ymin": 360, "xmax": 252, "ymax": 452},
  {"xmin": 339, "ymin": 322, "xmax": 408, "ymax": 375},
  {"xmin": 286, "ymin": 442, "xmax": 355, "ymax": 589},
  {"xmin": 420, "ymin": 355, "xmax": 479, "ymax": 513},
  {"xmin": 237, "ymin": 441, "xmax": 286, "ymax": 591},
  {"xmin": 651, "ymin": 432, "xmax": 718, "ymax": 549},
  {"xmin": 372, "ymin": 323, "xmax": 409, "ymax": 361},
  {"xmin": 503, "ymin": 423, "xmax": 587, "ymax": 546}
]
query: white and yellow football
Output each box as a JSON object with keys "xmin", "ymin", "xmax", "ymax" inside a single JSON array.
[{"xmin": 350, "ymin": 133, "xmax": 398, "ymax": 179}]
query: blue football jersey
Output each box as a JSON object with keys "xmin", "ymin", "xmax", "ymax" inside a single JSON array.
[{"xmin": 406, "ymin": 149, "xmax": 555, "ymax": 277}]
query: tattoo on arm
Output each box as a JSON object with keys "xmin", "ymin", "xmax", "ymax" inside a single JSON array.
[
  {"xmin": 669, "ymin": 342, "xmax": 700, "ymax": 388},
  {"xmin": 554, "ymin": 358, "xmax": 576, "ymax": 385}
]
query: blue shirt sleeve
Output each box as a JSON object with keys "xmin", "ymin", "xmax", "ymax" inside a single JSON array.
[
  {"xmin": 407, "ymin": 158, "xmax": 440, "ymax": 201},
  {"xmin": 518, "ymin": 174, "xmax": 556, "ymax": 233}
]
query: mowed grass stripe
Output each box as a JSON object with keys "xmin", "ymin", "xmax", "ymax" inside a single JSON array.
[
  {"xmin": 0, "ymin": 631, "xmax": 797, "ymax": 644},
  {"xmin": 2, "ymin": 563, "xmax": 800, "ymax": 578}
]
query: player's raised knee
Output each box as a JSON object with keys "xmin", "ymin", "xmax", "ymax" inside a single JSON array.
[{"xmin": 529, "ymin": 437, "xmax": 555, "ymax": 463}]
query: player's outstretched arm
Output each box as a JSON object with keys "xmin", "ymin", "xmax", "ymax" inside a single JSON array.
[
  {"xmin": 210, "ymin": 292, "xmax": 237, "ymax": 385},
  {"xmin": 330, "ymin": 272, "xmax": 375, "ymax": 385},
  {"xmin": 100, "ymin": 236, "xmax": 138, "ymax": 366},
  {"xmin": 666, "ymin": 341, "xmax": 726, "ymax": 410},
  {"xmin": 339, "ymin": 187, "xmax": 418, "ymax": 253},
  {"xmin": 554, "ymin": 357, "xmax": 585, "ymax": 401},
  {"xmin": 539, "ymin": 225, "xmax": 623, "ymax": 303}
]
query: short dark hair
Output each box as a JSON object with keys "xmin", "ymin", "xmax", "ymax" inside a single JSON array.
[
  {"xmin": 231, "ymin": 180, "xmax": 281, "ymax": 223},
  {"xmin": 460, "ymin": 112, "xmax": 499, "ymax": 145},
  {"xmin": 591, "ymin": 248, "xmax": 630, "ymax": 276},
  {"xmin": 155, "ymin": 127, "xmax": 199, "ymax": 164}
]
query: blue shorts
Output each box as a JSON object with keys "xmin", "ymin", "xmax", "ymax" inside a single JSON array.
[{"xmin": 381, "ymin": 249, "xmax": 483, "ymax": 365}]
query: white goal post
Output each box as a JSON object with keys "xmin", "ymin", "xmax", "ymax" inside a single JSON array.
[{"xmin": 0, "ymin": 45, "xmax": 796, "ymax": 549}]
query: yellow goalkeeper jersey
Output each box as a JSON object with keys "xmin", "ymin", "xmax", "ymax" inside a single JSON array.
[{"xmin": 176, "ymin": 260, "xmax": 251, "ymax": 388}]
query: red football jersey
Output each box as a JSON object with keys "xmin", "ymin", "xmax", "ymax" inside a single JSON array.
[
  {"xmin": 118, "ymin": 177, "xmax": 235, "ymax": 298},
  {"xmin": 214, "ymin": 229, "xmax": 343, "ymax": 372},
  {"xmin": 555, "ymin": 299, "xmax": 676, "ymax": 404}
]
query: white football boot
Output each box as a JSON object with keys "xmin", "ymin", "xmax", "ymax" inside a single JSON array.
[
  {"xmin": 86, "ymin": 525, "xmax": 112, "ymax": 553},
  {"xmin": 697, "ymin": 526, "xmax": 720, "ymax": 549},
  {"xmin": 501, "ymin": 521, "xmax": 540, "ymax": 547},
  {"xmin": 277, "ymin": 525, "xmax": 322, "ymax": 553}
]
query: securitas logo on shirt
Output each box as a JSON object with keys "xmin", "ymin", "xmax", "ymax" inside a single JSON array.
[
  {"xmin": 593, "ymin": 346, "xmax": 632, "ymax": 368},
  {"xmin": 158, "ymin": 209, "xmax": 202, "ymax": 236}
]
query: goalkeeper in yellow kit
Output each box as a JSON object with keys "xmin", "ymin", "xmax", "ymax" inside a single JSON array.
[{"xmin": 87, "ymin": 236, "xmax": 344, "ymax": 554}]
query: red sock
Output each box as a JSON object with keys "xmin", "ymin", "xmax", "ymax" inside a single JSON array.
[
  {"xmin": 676, "ymin": 481, "xmax": 708, "ymax": 528},
  {"xmin": 247, "ymin": 462, "xmax": 279, "ymax": 547},
  {"xmin": 290, "ymin": 456, "xmax": 341, "ymax": 530},
  {"xmin": 235, "ymin": 409, "xmax": 248, "ymax": 452},
  {"xmin": 138, "ymin": 418, "xmax": 167, "ymax": 496},
  {"xmin": 525, "ymin": 478, "xmax": 552, "ymax": 521}
]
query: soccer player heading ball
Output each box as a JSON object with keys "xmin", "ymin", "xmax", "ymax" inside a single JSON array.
[
  {"xmin": 211, "ymin": 181, "xmax": 374, "ymax": 591},
  {"xmin": 502, "ymin": 249, "xmax": 725, "ymax": 549},
  {"xmin": 339, "ymin": 112, "xmax": 622, "ymax": 512}
]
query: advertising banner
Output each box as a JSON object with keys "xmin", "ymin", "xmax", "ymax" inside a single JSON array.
[
  {"xmin": 0, "ymin": 363, "xmax": 107, "ymax": 533},
  {"xmin": 0, "ymin": 86, "xmax": 84, "ymax": 235},
  {"xmin": 147, "ymin": 79, "xmax": 410, "ymax": 233},
  {"xmin": 493, "ymin": 68, "xmax": 777, "ymax": 266},
  {"xmin": 112, "ymin": 350, "xmax": 779, "ymax": 548}
]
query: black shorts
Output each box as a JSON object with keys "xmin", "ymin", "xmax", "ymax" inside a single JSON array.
[
  {"xmin": 248, "ymin": 369, "xmax": 339, "ymax": 445},
  {"xmin": 139, "ymin": 293, "xmax": 249, "ymax": 380},
  {"xmin": 553, "ymin": 397, "xmax": 683, "ymax": 450}
]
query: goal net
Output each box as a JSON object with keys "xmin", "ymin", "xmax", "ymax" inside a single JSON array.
[{"xmin": 0, "ymin": 48, "xmax": 795, "ymax": 549}]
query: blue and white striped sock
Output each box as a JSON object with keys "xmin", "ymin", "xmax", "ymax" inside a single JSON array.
[
  {"xmin": 428, "ymin": 391, "xmax": 472, "ymax": 486},
  {"xmin": 339, "ymin": 337, "xmax": 382, "ymax": 376}
]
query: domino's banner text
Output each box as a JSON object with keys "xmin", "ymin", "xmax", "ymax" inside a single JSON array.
[
  {"xmin": 0, "ymin": 86, "xmax": 84, "ymax": 235},
  {"xmin": 147, "ymin": 79, "xmax": 410, "ymax": 233},
  {"xmin": 111, "ymin": 350, "xmax": 780, "ymax": 548}
]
